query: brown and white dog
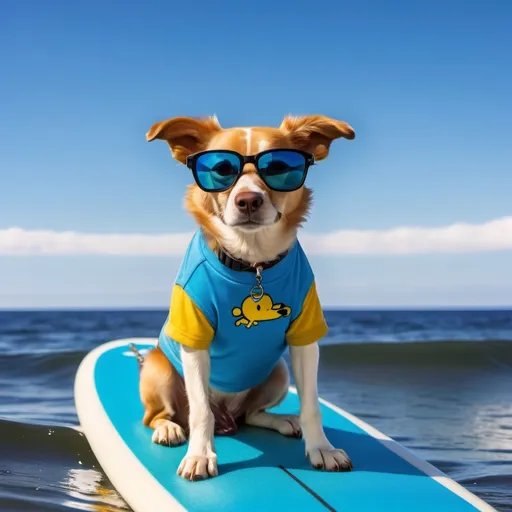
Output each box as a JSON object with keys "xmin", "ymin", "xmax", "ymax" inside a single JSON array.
[{"xmin": 139, "ymin": 114, "xmax": 355, "ymax": 481}]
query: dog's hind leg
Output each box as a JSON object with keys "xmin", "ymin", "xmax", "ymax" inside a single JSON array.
[
  {"xmin": 139, "ymin": 347, "xmax": 188, "ymax": 447},
  {"xmin": 243, "ymin": 358, "xmax": 301, "ymax": 437}
]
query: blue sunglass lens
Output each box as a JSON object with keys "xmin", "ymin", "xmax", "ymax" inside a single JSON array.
[
  {"xmin": 195, "ymin": 152, "xmax": 240, "ymax": 191},
  {"xmin": 257, "ymin": 151, "xmax": 307, "ymax": 191}
]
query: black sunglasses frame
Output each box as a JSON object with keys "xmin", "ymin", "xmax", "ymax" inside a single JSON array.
[{"xmin": 185, "ymin": 148, "xmax": 315, "ymax": 193}]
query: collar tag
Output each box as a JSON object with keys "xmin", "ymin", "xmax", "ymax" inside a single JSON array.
[{"xmin": 250, "ymin": 265, "xmax": 264, "ymax": 302}]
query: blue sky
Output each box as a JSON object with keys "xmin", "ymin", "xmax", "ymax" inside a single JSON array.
[{"xmin": 1, "ymin": 0, "xmax": 512, "ymax": 308}]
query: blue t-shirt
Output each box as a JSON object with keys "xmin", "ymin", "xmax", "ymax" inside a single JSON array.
[{"xmin": 158, "ymin": 230, "xmax": 328, "ymax": 393}]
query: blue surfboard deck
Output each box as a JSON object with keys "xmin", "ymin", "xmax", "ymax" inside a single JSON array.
[{"xmin": 75, "ymin": 338, "xmax": 494, "ymax": 512}]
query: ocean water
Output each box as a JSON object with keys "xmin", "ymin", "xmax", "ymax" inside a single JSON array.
[{"xmin": 0, "ymin": 309, "xmax": 511, "ymax": 511}]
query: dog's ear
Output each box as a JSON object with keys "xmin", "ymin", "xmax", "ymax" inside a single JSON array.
[
  {"xmin": 279, "ymin": 115, "xmax": 355, "ymax": 161},
  {"xmin": 146, "ymin": 116, "xmax": 222, "ymax": 164}
]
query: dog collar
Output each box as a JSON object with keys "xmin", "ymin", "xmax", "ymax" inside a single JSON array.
[{"xmin": 217, "ymin": 249, "xmax": 289, "ymax": 273}]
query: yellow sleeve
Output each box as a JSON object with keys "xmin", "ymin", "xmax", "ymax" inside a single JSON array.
[
  {"xmin": 164, "ymin": 284, "xmax": 214, "ymax": 350},
  {"xmin": 286, "ymin": 281, "xmax": 328, "ymax": 346}
]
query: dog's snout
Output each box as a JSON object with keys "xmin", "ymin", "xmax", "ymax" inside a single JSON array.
[{"xmin": 235, "ymin": 191, "xmax": 264, "ymax": 214}]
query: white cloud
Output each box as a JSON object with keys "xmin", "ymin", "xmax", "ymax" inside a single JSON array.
[
  {"xmin": 301, "ymin": 216, "xmax": 512, "ymax": 255},
  {"xmin": 0, "ymin": 229, "xmax": 192, "ymax": 256},
  {"xmin": 1, "ymin": 216, "xmax": 512, "ymax": 256}
]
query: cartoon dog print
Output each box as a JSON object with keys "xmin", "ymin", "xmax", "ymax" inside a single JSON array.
[{"xmin": 232, "ymin": 294, "xmax": 291, "ymax": 328}]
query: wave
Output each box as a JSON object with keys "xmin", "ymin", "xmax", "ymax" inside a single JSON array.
[
  {"xmin": 0, "ymin": 349, "xmax": 88, "ymax": 373},
  {"xmin": 1, "ymin": 340, "xmax": 511, "ymax": 376},
  {"xmin": 0, "ymin": 418, "xmax": 90, "ymax": 460},
  {"xmin": 0, "ymin": 418, "xmax": 128, "ymax": 511},
  {"xmin": 319, "ymin": 340, "xmax": 512, "ymax": 368}
]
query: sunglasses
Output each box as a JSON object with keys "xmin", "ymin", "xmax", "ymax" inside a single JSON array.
[{"xmin": 185, "ymin": 149, "xmax": 315, "ymax": 193}]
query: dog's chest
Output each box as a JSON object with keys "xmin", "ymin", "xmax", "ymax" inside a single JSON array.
[{"xmin": 203, "ymin": 276, "xmax": 299, "ymax": 391}]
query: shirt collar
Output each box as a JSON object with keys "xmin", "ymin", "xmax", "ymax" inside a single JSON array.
[
  {"xmin": 197, "ymin": 229, "xmax": 298, "ymax": 285},
  {"xmin": 217, "ymin": 248, "xmax": 289, "ymax": 273}
]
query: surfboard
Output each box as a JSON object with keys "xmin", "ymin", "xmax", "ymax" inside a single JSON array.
[{"xmin": 74, "ymin": 338, "xmax": 495, "ymax": 512}]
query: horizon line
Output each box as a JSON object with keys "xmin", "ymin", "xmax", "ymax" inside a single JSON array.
[{"xmin": 1, "ymin": 305, "xmax": 511, "ymax": 312}]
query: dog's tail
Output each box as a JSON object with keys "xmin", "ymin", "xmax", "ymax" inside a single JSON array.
[{"xmin": 129, "ymin": 343, "xmax": 145, "ymax": 369}]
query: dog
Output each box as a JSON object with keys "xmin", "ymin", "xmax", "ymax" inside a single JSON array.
[{"xmin": 138, "ymin": 114, "xmax": 355, "ymax": 481}]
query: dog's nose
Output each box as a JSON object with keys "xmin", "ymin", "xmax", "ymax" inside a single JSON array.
[{"xmin": 235, "ymin": 191, "xmax": 264, "ymax": 214}]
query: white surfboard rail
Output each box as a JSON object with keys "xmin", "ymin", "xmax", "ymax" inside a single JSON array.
[{"xmin": 75, "ymin": 338, "xmax": 187, "ymax": 512}]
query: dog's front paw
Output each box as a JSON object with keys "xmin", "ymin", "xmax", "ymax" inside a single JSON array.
[
  {"xmin": 177, "ymin": 453, "xmax": 218, "ymax": 481},
  {"xmin": 152, "ymin": 420, "xmax": 186, "ymax": 447},
  {"xmin": 307, "ymin": 444, "xmax": 352, "ymax": 472}
]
